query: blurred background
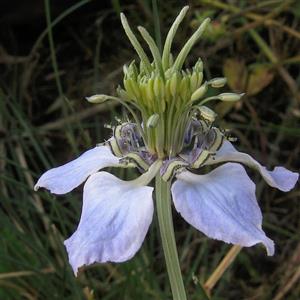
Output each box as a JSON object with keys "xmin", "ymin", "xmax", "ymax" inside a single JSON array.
[{"xmin": 0, "ymin": 0, "xmax": 299, "ymax": 299}]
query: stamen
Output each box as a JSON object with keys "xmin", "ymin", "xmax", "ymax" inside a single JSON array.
[
  {"xmin": 120, "ymin": 152, "xmax": 152, "ymax": 172},
  {"xmin": 191, "ymin": 149, "xmax": 211, "ymax": 169},
  {"xmin": 107, "ymin": 138, "xmax": 123, "ymax": 157},
  {"xmin": 190, "ymin": 82, "xmax": 208, "ymax": 102},
  {"xmin": 183, "ymin": 119, "xmax": 224, "ymax": 169},
  {"xmin": 160, "ymin": 158, "xmax": 189, "ymax": 182},
  {"xmin": 208, "ymin": 77, "xmax": 227, "ymax": 88},
  {"xmin": 222, "ymin": 129, "xmax": 238, "ymax": 142},
  {"xmin": 147, "ymin": 114, "xmax": 160, "ymax": 128},
  {"xmin": 199, "ymin": 93, "xmax": 244, "ymax": 106},
  {"xmin": 198, "ymin": 106, "xmax": 217, "ymax": 123}
]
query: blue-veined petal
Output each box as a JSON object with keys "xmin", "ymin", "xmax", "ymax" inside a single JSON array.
[
  {"xmin": 172, "ymin": 163, "xmax": 274, "ymax": 255},
  {"xmin": 64, "ymin": 171, "xmax": 154, "ymax": 274},
  {"xmin": 34, "ymin": 146, "xmax": 119, "ymax": 194},
  {"xmin": 206, "ymin": 140, "xmax": 298, "ymax": 192}
]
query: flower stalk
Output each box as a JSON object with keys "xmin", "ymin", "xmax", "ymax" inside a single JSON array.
[{"xmin": 155, "ymin": 175, "xmax": 187, "ymax": 300}]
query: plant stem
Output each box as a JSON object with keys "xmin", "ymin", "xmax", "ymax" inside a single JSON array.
[{"xmin": 155, "ymin": 175, "xmax": 187, "ymax": 300}]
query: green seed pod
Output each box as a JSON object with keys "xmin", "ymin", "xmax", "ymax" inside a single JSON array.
[{"xmin": 190, "ymin": 82, "xmax": 208, "ymax": 102}]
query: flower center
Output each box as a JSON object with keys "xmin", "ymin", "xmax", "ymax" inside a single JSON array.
[
  {"xmin": 113, "ymin": 14, "xmax": 242, "ymax": 159},
  {"xmin": 87, "ymin": 8, "xmax": 243, "ymax": 162},
  {"xmin": 107, "ymin": 114, "xmax": 226, "ymax": 181}
]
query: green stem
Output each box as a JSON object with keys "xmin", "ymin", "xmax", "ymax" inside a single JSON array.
[{"xmin": 155, "ymin": 175, "xmax": 187, "ymax": 300}]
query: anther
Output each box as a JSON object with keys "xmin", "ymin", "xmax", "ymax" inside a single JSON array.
[
  {"xmin": 198, "ymin": 106, "xmax": 217, "ymax": 123},
  {"xmin": 208, "ymin": 77, "xmax": 227, "ymax": 88}
]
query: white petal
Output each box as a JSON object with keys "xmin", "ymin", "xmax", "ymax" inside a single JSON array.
[
  {"xmin": 64, "ymin": 171, "xmax": 154, "ymax": 274},
  {"xmin": 207, "ymin": 140, "xmax": 298, "ymax": 192},
  {"xmin": 34, "ymin": 146, "xmax": 119, "ymax": 194},
  {"xmin": 172, "ymin": 163, "xmax": 274, "ymax": 255}
]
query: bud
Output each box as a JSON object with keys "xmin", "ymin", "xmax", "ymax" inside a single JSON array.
[
  {"xmin": 147, "ymin": 113, "xmax": 160, "ymax": 128},
  {"xmin": 86, "ymin": 94, "xmax": 110, "ymax": 103},
  {"xmin": 198, "ymin": 106, "xmax": 217, "ymax": 123},
  {"xmin": 218, "ymin": 93, "xmax": 244, "ymax": 102},
  {"xmin": 190, "ymin": 82, "xmax": 208, "ymax": 102},
  {"xmin": 209, "ymin": 77, "xmax": 227, "ymax": 88}
]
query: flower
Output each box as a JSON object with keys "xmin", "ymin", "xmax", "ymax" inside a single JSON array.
[{"xmin": 34, "ymin": 7, "xmax": 298, "ymax": 275}]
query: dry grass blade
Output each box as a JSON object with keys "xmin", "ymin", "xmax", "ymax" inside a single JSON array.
[
  {"xmin": 39, "ymin": 101, "xmax": 117, "ymax": 131},
  {"xmin": 0, "ymin": 267, "xmax": 55, "ymax": 280},
  {"xmin": 204, "ymin": 245, "xmax": 242, "ymax": 295}
]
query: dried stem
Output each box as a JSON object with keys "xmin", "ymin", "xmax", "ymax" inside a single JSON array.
[{"xmin": 204, "ymin": 245, "xmax": 242, "ymax": 294}]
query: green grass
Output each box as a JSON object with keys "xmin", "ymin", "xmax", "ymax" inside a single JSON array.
[{"xmin": 0, "ymin": 0, "xmax": 299, "ymax": 299}]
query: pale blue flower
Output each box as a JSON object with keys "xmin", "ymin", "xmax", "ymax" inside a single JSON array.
[{"xmin": 34, "ymin": 7, "xmax": 298, "ymax": 275}]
